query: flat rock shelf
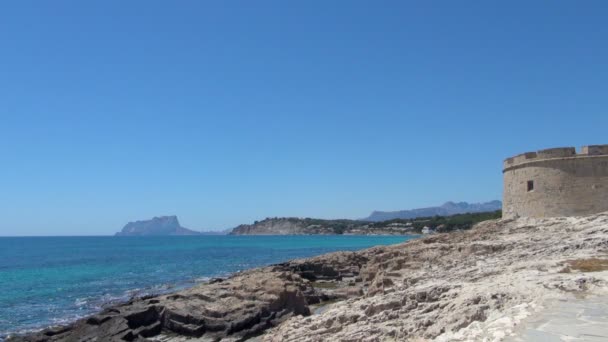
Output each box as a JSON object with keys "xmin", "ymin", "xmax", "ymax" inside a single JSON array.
[{"xmin": 506, "ymin": 295, "xmax": 608, "ymax": 341}]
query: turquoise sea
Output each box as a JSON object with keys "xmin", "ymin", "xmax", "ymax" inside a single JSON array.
[{"xmin": 0, "ymin": 235, "xmax": 416, "ymax": 339}]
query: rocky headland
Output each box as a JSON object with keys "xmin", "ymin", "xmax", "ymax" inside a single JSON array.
[
  {"xmin": 229, "ymin": 217, "xmax": 364, "ymax": 235},
  {"xmin": 228, "ymin": 216, "xmax": 418, "ymax": 236},
  {"xmin": 229, "ymin": 211, "xmax": 501, "ymax": 236},
  {"xmin": 11, "ymin": 212, "xmax": 608, "ymax": 341},
  {"xmin": 115, "ymin": 216, "xmax": 201, "ymax": 236}
]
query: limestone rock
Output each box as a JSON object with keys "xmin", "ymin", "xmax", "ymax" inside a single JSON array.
[
  {"xmin": 264, "ymin": 213, "xmax": 608, "ymax": 341},
  {"xmin": 9, "ymin": 268, "xmax": 314, "ymax": 342}
]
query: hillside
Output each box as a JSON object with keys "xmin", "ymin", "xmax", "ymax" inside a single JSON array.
[
  {"xmin": 228, "ymin": 211, "xmax": 502, "ymax": 235},
  {"xmin": 229, "ymin": 218, "xmax": 364, "ymax": 235}
]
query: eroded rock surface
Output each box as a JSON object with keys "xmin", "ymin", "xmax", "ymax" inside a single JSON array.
[
  {"xmin": 9, "ymin": 269, "xmax": 315, "ymax": 342},
  {"xmin": 265, "ymin": 214, "xmax": 608, "ymax": 342},
  {"xmin": 9, "ymin": 213, "xmax": 608, "ymax": 341}
]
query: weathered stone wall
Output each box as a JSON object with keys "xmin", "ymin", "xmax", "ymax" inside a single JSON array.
[{"xmin": 503, "ymin": 145, "xmax": 608, "ymax": 218}]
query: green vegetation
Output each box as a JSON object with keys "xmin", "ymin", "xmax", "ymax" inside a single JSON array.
[
  {"xmin": 286, "ymin": 217, "xmax": 362, "ymax": 234},
  {"xmin": 369, "ymin": 210, "xmax": 502, "ymax": 233},
  {"xmin": 261, "ymin": 210, "xmax": 502, "ymax": 235}
]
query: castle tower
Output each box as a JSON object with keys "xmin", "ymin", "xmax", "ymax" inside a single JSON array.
[{"xmin": 503, "ymin": 145, "xmax": 608, "ymax": 218}]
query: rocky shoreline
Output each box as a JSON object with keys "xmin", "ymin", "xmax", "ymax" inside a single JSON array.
[{"xmin": 9, "ymin": 213, "xmax": 608, "ymax": 341}]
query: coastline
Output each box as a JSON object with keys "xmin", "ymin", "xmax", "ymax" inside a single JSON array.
[
  {"xmin": 1, "ymin": 235, "xmax": 414, "ymax": 341},
  {"xmin": 7, "ymin": 213, "xmax": 608, "ymax": 341}
]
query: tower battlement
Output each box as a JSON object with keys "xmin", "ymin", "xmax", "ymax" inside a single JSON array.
[{"xmin": 503, "ymin": 145, "xmax": 608, "ymax": 171}]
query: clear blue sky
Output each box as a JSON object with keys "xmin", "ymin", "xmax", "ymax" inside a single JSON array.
[{"xmin": 1, "ymin": 1, "xmax": 607, "ymax": 236}]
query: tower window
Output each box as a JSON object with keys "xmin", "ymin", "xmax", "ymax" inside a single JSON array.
[{"xmin": 527, "ymin": 180, "xmax": 534, "ymax": 192}]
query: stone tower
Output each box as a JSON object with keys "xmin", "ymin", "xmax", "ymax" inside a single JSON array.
[{"xmin": 503, "ymin": 145, "xmax": 608, "ymax": 218}]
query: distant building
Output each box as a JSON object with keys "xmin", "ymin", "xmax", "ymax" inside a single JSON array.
[{"xmin": 421, "ymin": 226, "xmax": 435, "ymax": 234}]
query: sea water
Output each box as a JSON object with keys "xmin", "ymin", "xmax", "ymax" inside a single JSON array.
[{"xmin": 0, "ymin": 235, "xmax": 415, "ymax": 338}]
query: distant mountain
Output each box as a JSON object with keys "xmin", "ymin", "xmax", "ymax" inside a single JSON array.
[
  {"xmin": 363, "ymin": 201, "xmax": 502, "ymax": 222},
  {"xmin": 115, "ymin": 216, "xmax": 201, "ymax": 236}
]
